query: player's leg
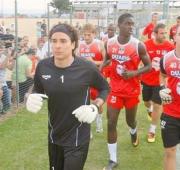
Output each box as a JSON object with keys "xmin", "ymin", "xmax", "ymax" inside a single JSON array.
[
  {"xmin": 164, "ymin": 146, "xmax": 177, "ymax": 170},
  {"xmin": 48, "ymin": 142, "xmax": 64, "ymax": 170},
  {"xmin": 63, "ymin": 142, "xmax": 89, "ymax": 170},
  {"xmin": 125, "ymin": 97, "xmax": 139, "ymax": 147},
  {"xmin": 142, "ymin": 82, "xmax": 153, "ymax": 120},
  {"xmin": 90, "ymin": 88, "xmax": 103, "ymax": 133},
  {"xmin": 104, "ymin": 94, "xmax": 122, "ymax": 170},
  {"xmin": 147, "ymin": 86, "xmax": 162, "ymax": 143},
  {"xmin": 160, "ymin": 113, "xmax": 180, "ymax": 170}
]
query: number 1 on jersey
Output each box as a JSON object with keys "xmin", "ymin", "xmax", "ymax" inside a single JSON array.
[{"xmin": 60, "ymin": 75, "xmax": 64, "ymax": 83}]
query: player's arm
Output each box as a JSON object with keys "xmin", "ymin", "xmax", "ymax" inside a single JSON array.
[
  {"xmin": 72, "ymin": 64, "xmax": 109, "ymax": 124},
  {"xmin": 122, "ymin": 42, "xmax": 151, "ymax": 79},
  {"xmin": 99, "ymin": 41, "xmax": 111, "ymax": 71},
  {"xmin": 159, "ymin": 57, "xmax": 172, "ymax": 104},
  {"xmin": 169, "ymin": 27, "xmax": 174, "ymax": 41},
  {"xmin": 93, "ymin": 41, "xmax": 105, "ymax": 67}
]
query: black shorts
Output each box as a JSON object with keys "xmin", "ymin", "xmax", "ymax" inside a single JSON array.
[
  {"xmin": 48, "ymin": 142, "xmax": 89, "ymax": 170},
  {"xmin": 160, "ymin": 113, "xmax": 180, "ymax": 148},
  {"xmin": 142, "ymin": 82, "xmax": 162, "ymax": 104}
]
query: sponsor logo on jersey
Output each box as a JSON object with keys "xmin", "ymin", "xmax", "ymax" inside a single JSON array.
[
  {"xmin": 80, "ymin": 53, "xmax": 95, "ymax": 58},
  {"xmin": 42, "ymin": 75, "xmax": 51, "ymax": 80},
  {"xmin": 112, "ymin": 54, "xmax": 130, "ymax": 64},
  {"xmin": 170, "ymin": 70, "xmax": 180, "ymax": 78}
]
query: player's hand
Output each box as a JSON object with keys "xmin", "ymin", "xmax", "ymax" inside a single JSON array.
[
  {"xmin": 121, "ymin": 70, "xmax": 137, "ymax": 79},
  {"xmin": 26, "ymin": 93, "xmax": 48, "ymax": 113},
  {"xmin": 72, "ymin": 104, "xmax": 98, "ymax": 124},
  {"xmin": 159, "ymin": 88, "xmax": 172, "ymax": 104}
]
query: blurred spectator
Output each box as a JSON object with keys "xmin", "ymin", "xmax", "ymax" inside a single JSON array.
[
  {"xmin": 36, "ymin": 21, "xmax": 42, "ymax": 39},
  {"xmin": 36, "ymin": 38, "xmax": 45, "ymax": 60},
  {"xmin": 12, "ymin": 48, "xmax": 32, "ymax": 103},
  {"xmin": 169, "ymin": 16, "xmax": 180, "ymax": 42},
  {"xmin": 41, "ymin": 19, "xmax": 47, "ymax": 37},
  {"xmin": 143, "ymin": 13, "xmax": 159, "ymax": 39},
  {"xmin": 0, "ymin": 41, "xmax": 11, "ymax": 114}
]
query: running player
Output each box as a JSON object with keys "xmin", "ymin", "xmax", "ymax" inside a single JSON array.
[
  {"xmin": 101, "ymin": 24, "xmax": 116, "ymax": 79},
  {"xmin": 159, "ymin": 25, "xmax": 180, "ymax": 170},
  {"xmin": 78, "ymin": 23, "xmax": 106, "ymax": 133},
  {"xmin": 169, "ymin": 16, "xmax": 180, "ymax": 42},
  {"xmin": 25, "ymin": 23, "xmax": 109, "ymax": 170},
  {"xmin": 143, "ymin": 12, "xmax": 159, "ymax": 40},
  {"xmin": 141, "ymin": 23, "xmax": 174, "ymax": 143},
  {"xmin": 101, "ymin": 13, "xmax": 151, "ymax": 170}
]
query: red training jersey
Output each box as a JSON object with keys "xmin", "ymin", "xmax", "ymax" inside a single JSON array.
[
  {"xmin": 107, "ymin": 36, "xmax": 141, "ymax": 97},
  {"xmin": 141, "ymin": 39, "xmax": 174, "ymax": 86},
  {"xmin": 143, "ymin": 23, "xmax": 155, "ymax": 39},
  {"xmin": 161, "ymin": 50, "xmax": 180, "ymax": 118},
  {"xmin": 78, "ymin": 39, "xmax": 103, "ymax": 61},
  {"xmin": 169, "ymin": 24, "xmax": 177, "ymax": 41}
]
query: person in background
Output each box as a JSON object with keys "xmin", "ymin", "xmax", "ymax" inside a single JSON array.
[
  {"xmin": 0, "ymin": 41, "xmax": 11, "ymax": 114},
  {"xmin": 143, "ymin": 13, "xmax": 159, "ymax": 40},
  {"xmin": 101, "ymin": 13, "xmax": 151, "ymax": 170},
  {"xmin": 141, "ymin": 23, "xmax": 174, "ymax": 143},
  {"xmin": 78, "ymin": 23, "xmax": 106, "ymax": 133},
  {"xmin": 169, "ymin": 16, "xmax": 180, "ymax": 42},
  {"xmin": 159, "ymin": 25, "xmax": 180, "ymax": 170}
]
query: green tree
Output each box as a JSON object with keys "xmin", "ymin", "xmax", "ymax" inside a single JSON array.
[{"xmin": 50, "ymin": 0, "xmax": 71, "ymax": 16}]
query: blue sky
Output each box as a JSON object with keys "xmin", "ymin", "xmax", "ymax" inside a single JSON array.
[{"xmin": 0, "ymin": 0, "xmax": 52, "ymax": 14}]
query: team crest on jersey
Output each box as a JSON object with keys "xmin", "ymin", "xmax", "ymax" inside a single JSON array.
[
  {"xmin": 42, "ymin": 75, "xmax": 51, "ymax": 80},
  {"xmin": 118, "ymin": 47, "xmax": 125, "ymax": 54},
  {"xmin": 170, "ymin": 62, "xmax": 177, "ymax": 69},
  {"xmin": 85, "ymin": 48, "xmax": 90, "ymax": 53}
]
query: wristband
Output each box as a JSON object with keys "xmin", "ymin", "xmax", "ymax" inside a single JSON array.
[
  {"xmin": 92, "ymin": 103, "xmax": 100, "ymax": 111},
  {"xmin": 160, "ymin": 84, "xmax": 166, "ymax": 90}
]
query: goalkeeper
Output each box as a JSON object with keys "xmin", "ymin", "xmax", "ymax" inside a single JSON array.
[
  {"xmin": 25, "ymin": 23, "xmax": 109, "ymax": 170},
  {"xmin": 159, "ymin": 25, "xmax": 180, "ymax": 170}
]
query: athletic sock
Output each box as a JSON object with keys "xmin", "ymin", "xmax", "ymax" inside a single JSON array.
[
  {"xmin": 147, "ymin": 105, "xmax": 153, "ymax": 113},
  {"xmin": 129, "ymin": 127, "xmax": 137, "ymax": 135},
  {"xmin": 149, "ymin": 124, "xmax": 156, "ymax": 134},
  {"xmin": 108, "ymin": 143, "xmax": 117, "ymax": 163}
]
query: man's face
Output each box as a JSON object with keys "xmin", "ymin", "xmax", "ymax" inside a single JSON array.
[
  {"xmin": 177, "ymin": 19, "xmax": 180, "ymax": 26},
  {"xmin": 51, "ymin": 32, "xmax": 75, "ymax": 60},
  {"xmin": 107, "ymin": 26, "xmax": 115, "ymax": 38},
  {"xmin": 83, "ymin": 31, "xmax": 95, "ymax": 44},
  {"xmin": 152, "ymin": 14, "xmax": 158, "ymax": 23},
  {"xmin": 155, "ymin": 28, "xmax": 167, "ymax": 43},
  {"xmin": 118, "ymin": 17, "xmax": 134, "ymax": 37}
]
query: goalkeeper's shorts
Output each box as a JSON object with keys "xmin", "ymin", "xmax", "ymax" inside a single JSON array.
[{"xmin": 48, "ymin": 142, "xmax": 89, "ymax": 170}]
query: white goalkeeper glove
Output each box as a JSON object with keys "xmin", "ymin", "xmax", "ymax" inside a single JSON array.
[
  {"xmin": 26, "ymin": 93, "xmax": 48, "ymax": 113},
  {"xmin": 72, "ymin": 104, "xmax": 99, "ymax": 124},
  {"xmin": 159, "ymin": 88, "xmax": 172, "ymax": 104}
]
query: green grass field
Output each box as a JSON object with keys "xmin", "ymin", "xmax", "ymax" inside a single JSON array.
[{"xmin": 0, "ymin": 101, "xmax": 164, "ymax": 170}]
